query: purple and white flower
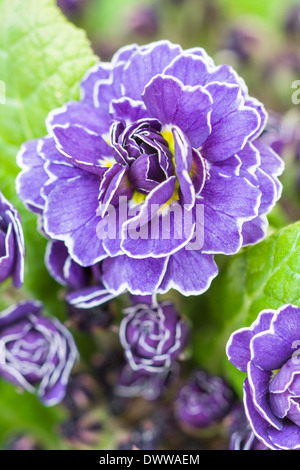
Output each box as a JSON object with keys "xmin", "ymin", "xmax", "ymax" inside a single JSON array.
[
  {"xmin": 119, "ymin": 300, "xmax": 189, "ymax": 374},
  {"xmin": 227, "ymin": 304, "xmax": 300, "ymax": 450},
  {"xmin": 0, "ymin": 191, "xmax": 24, "ymax": 288},
  {"xmin": 0, "ymin": 301, "xmax": 78, "ymax": 406},
  {"xmin": 16, "ymin": 40, "xmax": 283, "ymax": 299},
  {"xmin": 175, "ymin": 370, "xmax": 234, "ymax": 428}
]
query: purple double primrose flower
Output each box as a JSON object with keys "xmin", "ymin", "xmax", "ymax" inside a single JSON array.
[
  {"xmin": 17, "ymin": 41, "xmax": 283, "ymax": 299},
  {"xmin": 0, "ymin": 192, "xmax": 24, "ymax": 288},
  {"xmin": 0, "ymin": 301, "xmax": 78, "ymax": 406},
  {"xmin": 227, "ymin": 304, "xmax": 300, "ymax": 450},
  {"xmin": 119, "ymin": 300, "xmax": 189, "ymax": 374},
  {"xmin": 175, "ymin": 370, "xmax": 234, "ymax": 428}
]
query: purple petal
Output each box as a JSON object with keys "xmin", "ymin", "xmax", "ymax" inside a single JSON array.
[
  {"xmin": 143, "ymin": 75, "xmax": 212, "ymax": 148},
  {"xmin": 52, "ymin": 124, "xmax": 112, "ymax": 176},
  {"xmin": 123, "ymin": 40, "xmax": 182, "ymax": 100},
  {"xmin": 43, "ymin": 171, "xmax": 107, "ymax": 266},
  {"xmin": 66, "ymin": 284, "xmax": 119, "ymax": 309},
  {"xmin": 158, "ymin": 250, "xmax": 218, "ymax": 295},
  {"xmin": 102, "ymin": 255, "xmax": 168, "ymax": 295},
  {"xmin": 201, "ymin": 107, "xmax": 260, "ymax": 162}
]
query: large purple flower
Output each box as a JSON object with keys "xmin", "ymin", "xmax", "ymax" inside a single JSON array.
[
  {"xmin": 227, "ymin": 304, "xmax": 300, "ymax": 450},
  {"xmin": 0, "ymin": 192, "xmax": 24, "ymax": 288},
  {"xmin": 16, "ymin": 41, "xmax": 283, "ymax": 299},
  {"xmin": 119, "ymin": 300, "xmax": 189, "ymax": 374},
  {"xmin": 0, "ymin": 301, "xmax": 78, "ymax": 406}
]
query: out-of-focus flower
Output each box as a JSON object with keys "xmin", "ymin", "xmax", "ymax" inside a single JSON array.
[
  {"xmin": 17, "ymin": 41, "xmax": 283, "ymax": 300},
  {"xmin": 4, "ymin": 434, "xmax": 41, "ymax": 450},
  {"xmin": 224, "ymin": 26, "xmax": 259, "ymax": 62},
  {"xmin": 116, "ymin": 363, "xmax": 179, "ymax": 401},
  {"xmin": 63, "ymin": 372, "xmax": 97, "ymax": 412},
  {"xmin": 118, "ymin": 420, "xmax": 161, "ymax": 450},
  {"xmin": 0, "ymin": 191, "xmax": 24, "ymax": 288},
  {"xmin": 227, "ymin": 304, "xmax": 300, "ymax": 450},
  {"xmin": 56, "ymin": 0, "xmax": 89, "ymax": 18},
  {"xmin": 59, "ymin": 413, "xmax": 102, "ymax": 448},
  {"xmin": 175, "ymin": 370, "xmax": 234, "ymax": 428},
  {"xmin": 0, "ymin": 301, "xmax": 78, "ymax": 406},
  {"xmin": 284, "ymin": 4, "xmax": 300, "ymax": 36},
  {"xmin": 119, "ymin": 301, "xmax": 189, "ymax": 374},
  {"xmin": 127, "ymin": 6, "xmax": 159, "ymax": 36}
]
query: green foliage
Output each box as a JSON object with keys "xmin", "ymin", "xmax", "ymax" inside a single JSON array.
[
  {"xmin": 0, "ymin": 381, "xmax": 66, "ymax": 449},
  {"xmin": 194, "ymin": 222, "xmax": 300, "ymax": 396},
  {"xmin": 0, "ymin": 0, "xmax": 97, "ymax": 447},
  {"xmin": 0, "ymin": 0, "xmax": 97, "ymax": 311}
]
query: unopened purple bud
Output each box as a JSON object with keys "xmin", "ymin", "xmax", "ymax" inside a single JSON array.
[
  {"xmin": 175, "ymin": 370, "xmax": 234, "ymax": 428},
  {"xmin": 119, "ymin": 301, "xmax": 189, "ymax": 374}
]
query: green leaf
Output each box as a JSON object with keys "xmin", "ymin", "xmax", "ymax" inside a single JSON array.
[
  {"xmin": 0, "ymin": 0, "xmax": 97, "ymax": 311},
  {"xmin": 0, "ymin": 381, "xmax": 66, "ymax": 449},
  {"xmin": 0, "ymin": 0, "xmax": 97, "ymax": 448},
  {"xmin": 194, "ymin": 222, "xmax": 300, "ymax": 396}
]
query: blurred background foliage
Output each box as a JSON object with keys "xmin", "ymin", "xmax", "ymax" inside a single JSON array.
[{"xmin": 0, "ymin": 0, "xmax": 299, "ymax": 450}]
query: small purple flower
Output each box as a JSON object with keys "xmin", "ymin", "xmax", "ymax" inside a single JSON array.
[
  {"xmin": 0, "ymin": 301, "xmax": 78, "ymax": 406},
  {"xmin": 16, "ymin": 41, "xmax": 284, "ymax": 300},
  {"xmin": 116, "ymin": 363, "xmax": 179, "ymax": 401},
  {"xmin": 226, "ymin": 304, "xmax": 300, "ymax": 450},
  {"xmin": 175, "ymin": 370, "xmax": 234, "ymax": 428},
  {"xmin": 119, "ymin": 301, "xmax": 189, "ymax": 374},
  {"xmin": 0, "ymin": 192, "xmax": 24, "ymax": 288}
]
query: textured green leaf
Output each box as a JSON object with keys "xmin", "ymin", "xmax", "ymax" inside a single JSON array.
[
  {"xmin": 194, "ymin": 222, "xmax": 300, "ymax": 395},
  {"xmin": 0, "ymin": 0, "xmax": 97, "ymax": 448},
  {"xmin": 0, "ymin": 381, "xmax": 66, "ymax": 449},
  {"xmin": 0, "ymin": 0, "xmax": 97, "ymax": 311}
]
